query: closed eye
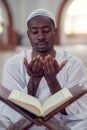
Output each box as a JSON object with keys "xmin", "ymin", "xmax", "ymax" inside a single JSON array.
[
  {"xmin": 43, "ymin": 27, "xmax": 51, "ymax": 33},
  {"xmin": 31, "ymin": 29, "xmax": 38, "ymax": 34}
]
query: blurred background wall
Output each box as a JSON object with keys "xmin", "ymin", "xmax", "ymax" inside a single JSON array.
[{"xmin": 1, "ymin": 0, "xmax": 87, "ymax": 48}]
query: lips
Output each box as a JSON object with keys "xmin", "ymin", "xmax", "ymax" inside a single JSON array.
[
  {"xmin": 38, "ymin": 44, "xmax": 46, "ymax": 48},
  {"xmin": 38, "ymin": 42, "xmax": 47, "ymax": 48}
]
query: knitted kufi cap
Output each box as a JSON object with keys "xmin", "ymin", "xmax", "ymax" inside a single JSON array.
[{"xmin": 26, "ymin": 9, "xmax": 56, "ymax": 26}]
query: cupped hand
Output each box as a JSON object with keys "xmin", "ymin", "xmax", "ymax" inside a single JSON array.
[
  {"xmin": 24, "ymin": 55, "xmax": 44, "ymax": 77},
  {"xmin": 43, "ymin": 55, "xmax": 68, "ymax": 79}
]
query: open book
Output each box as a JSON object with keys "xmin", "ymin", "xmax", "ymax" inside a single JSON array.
[{"xmin": 8, "ymin": 88, "xmax": 73, "ymax": 117}]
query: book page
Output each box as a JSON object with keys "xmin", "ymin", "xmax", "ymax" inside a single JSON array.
[
  {"xmin": 8, "ymin": 90, "xmax": 43, "ymax": 116},
  {"xmin": 42, "ymin": 88, "xmax": 73, "ymax": 117}
]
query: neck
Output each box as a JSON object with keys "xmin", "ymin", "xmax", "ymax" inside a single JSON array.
[{"xmin": 32, "ymin": 49, "xmax": 56, "ymax": 58}]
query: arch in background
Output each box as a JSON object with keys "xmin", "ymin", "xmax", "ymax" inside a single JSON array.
[
  {"xmin": 56, "ymin": 0, "xmax": 70, "ymax": 45},
  {"xmin": 2, "ymin": 0, "xmax": 13, "ymax": 26},
  {"xmin": 56, "ymin": 0, "xmax": 87, "ymax": 45},
  {"xmin": 0, "ymin": 0, "xmax": 20, "ymax": 50}
]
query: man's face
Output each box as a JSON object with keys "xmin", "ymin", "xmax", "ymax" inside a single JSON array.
[{"xmin": 27, "ymin": 16, "xmax": 57, "ymax": 55}]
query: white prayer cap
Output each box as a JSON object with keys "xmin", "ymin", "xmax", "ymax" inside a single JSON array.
[{"xmin": 26, "ymin": 9, "xmax": 56, "ymax": 26}]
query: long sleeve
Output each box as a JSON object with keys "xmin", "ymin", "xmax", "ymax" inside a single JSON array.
[
  {"xmin": 0, "ymin": 51, "xmax": 27, "ymax": 128},
  {"xmin": 55, "ymin": 54, "xmax": 87, "ymax": 126}
]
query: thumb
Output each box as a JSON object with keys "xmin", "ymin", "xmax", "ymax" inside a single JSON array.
[
  {"xmin": 59, "ymin": 60, "xmax": 68, "ymax": 71},
  {"xmin": 24, "ymin": 57, "xmax": 28, "ymax": 69}
]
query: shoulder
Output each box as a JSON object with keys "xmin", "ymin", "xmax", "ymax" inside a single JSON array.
[
  {"xmin": 56, "ymin": 50, "xmax": 84, "ymax": 67},
  {"xmin": 3, "ymin": 49, "xmax": 32, "ymax": 70}
]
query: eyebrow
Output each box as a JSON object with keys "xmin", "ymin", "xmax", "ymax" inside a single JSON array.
[{"xmin": 30, "ymin": 25, "xmax": 50, "ymax": 29}]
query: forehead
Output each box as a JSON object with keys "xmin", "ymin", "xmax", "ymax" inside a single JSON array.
[{"xmin": 28, "ymin": 16, "xmax": 54, "ymax": 28}]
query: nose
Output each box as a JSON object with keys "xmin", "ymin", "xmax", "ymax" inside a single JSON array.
[{"xmin": 38, "ymin": 31, "xmax": 45, "ymax": 41}]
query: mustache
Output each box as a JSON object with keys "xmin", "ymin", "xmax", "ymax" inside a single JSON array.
[{"xmin": 36, "ymin": 40, "xmax": 48, "ymax": 44}]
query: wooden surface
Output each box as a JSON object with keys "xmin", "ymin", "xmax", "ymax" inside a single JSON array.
[{"xmin": 0, "ymin": 84, "xmax": 87, "ymax": 130}]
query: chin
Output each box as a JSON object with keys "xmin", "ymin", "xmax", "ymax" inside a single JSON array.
[{"xmin": 38, "ymin": 49, "xmax": 48, "ymax": 53}]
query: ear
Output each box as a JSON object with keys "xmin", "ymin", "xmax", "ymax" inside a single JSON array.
[
  {"xmin": 54, "ymin": 28, "xmax": 58, "ymax": 39},
  {"xmin": 55, "ymin": 28, "xmax": 58, "ymax": 44},
  {"xmin": 27, "ymin": 30, "xmax": 29, "ymax": 38},
  {"xmin": 55, "ymin": 28, "xmax": 58, "ymax": 35}
]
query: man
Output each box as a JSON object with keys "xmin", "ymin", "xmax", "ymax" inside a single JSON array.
[{"xmin": 0, "ymin": 9, "xmax": 87, "ymax": 130}]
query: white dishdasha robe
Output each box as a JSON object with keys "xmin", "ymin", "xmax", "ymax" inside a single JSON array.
[{"xmin": 0, "ymin": 49, "xmax": 87, "ymax": 130}]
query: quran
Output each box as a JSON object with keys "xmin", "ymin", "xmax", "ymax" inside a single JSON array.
[{"xmin": 8, "ymin": 88, "xmax": 73, "ymax": 117}]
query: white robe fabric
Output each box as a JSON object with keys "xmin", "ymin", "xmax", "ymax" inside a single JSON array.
[{"xmin": 0, "ymin": 49, "xmax": 87, "ymax": 130}]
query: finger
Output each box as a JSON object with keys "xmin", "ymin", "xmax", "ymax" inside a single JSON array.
[
  {"xmin": 43, "ymin": 57, "xmax": 48, "ymax": 74},
  {"xmin": 24, "ymin": 58, "xmax": 32, "ymax": 76},
  {"xmin": 32, "ymin": 55, "xmax": 42, "ymax": 72},
  {"xmin": 37, "ymin": 55, "xmax": 43, "ymax": 70},
  {"xmin": 24, "ymin": 58, "xmax": 29, "ymax": 69},
  {"xmin": 29, "ymin": 57, "xmax": 36, "ymax": 70},
  {"xmin": 44, "ymin": 55, "xmax": 55, "ymax": 74},
  {"xmin": 44, "ymin": 56, "xmax": 51, "ymax": 74},
  {"xmin": 49, "ymin": 58, "xmax": 56, "ymax": 73},
  {"xmin": 52, "ymin": 58, "xmax": 59, "ymax": 73},
  {"xmin": 32, "ymin": 60, "xmax": 39, "ymax": 72},
  {"xmin": 59, "ymin": 60, "xmax": 68, "ymax": 71},
  {"xmin": 47, "ymin": 55, "xmax": 59, "ymax": 74}
]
